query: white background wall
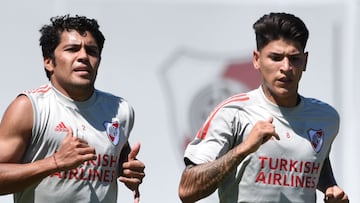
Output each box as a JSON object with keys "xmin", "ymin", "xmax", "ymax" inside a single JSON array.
[{"xmin": 0, "ymin": 0, "xmax": 358, "ymax": 202}]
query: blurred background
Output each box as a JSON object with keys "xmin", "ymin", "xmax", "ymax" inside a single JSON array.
[{"xmin": 1, "ymin": 0, "xmax": 358, "ymax": 202}]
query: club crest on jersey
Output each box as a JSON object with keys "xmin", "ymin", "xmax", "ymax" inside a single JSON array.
[
  {"xmin": 307, "ymin": 128, "xmax": 324, "ymax": 153},
  {"xmin": 104, "ymin": 118, "xmax": 122, "ymax": 145}
]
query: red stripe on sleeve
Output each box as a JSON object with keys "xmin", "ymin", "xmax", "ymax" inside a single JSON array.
[{"xmin": 197, "ymin": 94, "xmax": 249, "ymax": 140}]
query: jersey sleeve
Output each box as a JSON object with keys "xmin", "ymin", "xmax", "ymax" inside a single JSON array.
[{"xmin": 184, "ymin": 106, "xmax": 241, "ymax": 165}]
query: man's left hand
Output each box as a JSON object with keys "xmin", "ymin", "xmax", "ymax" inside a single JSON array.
[
  {"xmin": 324, "ymin": 185, "xmax": 349, "ymax": 203},
  {"xmin": 119, "ymin": 142, "xmax": 145, "ymax": 203}
]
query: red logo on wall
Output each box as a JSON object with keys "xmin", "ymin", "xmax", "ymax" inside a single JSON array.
[{"xmin": 159, "ymin": 48, "xmax": 260, "ymax": 159}]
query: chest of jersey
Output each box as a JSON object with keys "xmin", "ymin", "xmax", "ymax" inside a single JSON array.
[
  {"xmin": 26, "ymin": 88, "xmax": 131, "ymax": 182},
  {"xmin": 237, "ymin": 105, "xmax": 334, "ymax": 191}
]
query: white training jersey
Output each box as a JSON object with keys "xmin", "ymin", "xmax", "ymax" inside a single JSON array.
[
  {"xmin": 14, "ymin": 84, "xmax": 134, "ymax": 203},
  {"xmin": 184, "ymin": 86, "xmax": 339, "ymax": 203}
]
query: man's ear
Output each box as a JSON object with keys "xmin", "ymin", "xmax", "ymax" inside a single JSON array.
[
  {"xmin": 44, "ymin": 58, "xmax": 54, "ymax": 72},
  {"xmin": 303, "ymin": 51, "xmax": 308, "ymax": 72},
  {"xmin": 253, "ymin": 50, "xmax": 260, "ymax": 70},
  {"xmin": 44, "ymin": 58, "xmax": 53, "ymax": 69}
]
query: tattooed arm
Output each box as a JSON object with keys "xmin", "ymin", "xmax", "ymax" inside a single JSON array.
[
  {"xmin": 178, "ymin": 117, "xmax": 279, "ymax": 203},
  {"xmin": 178, "ymin": 145, "xmax": 248, "ymax": 203}
]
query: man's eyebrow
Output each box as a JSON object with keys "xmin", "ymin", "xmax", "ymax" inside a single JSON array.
[{"xmin": 269, "ymin": 52, "xmax": 303, "ymax": 56}]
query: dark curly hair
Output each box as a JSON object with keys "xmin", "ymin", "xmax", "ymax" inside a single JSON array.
[
  {"xmin": 253, "ymin": 12, "xmax": 309, "ymax": 51},
  {"xmin": 39, "ymin": 14, "xmax": 105, "ymax": 79}
]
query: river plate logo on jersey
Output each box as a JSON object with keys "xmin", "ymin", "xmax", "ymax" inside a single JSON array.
[
  {"xmin": 307, "ymin": 128, "xmax": 324, "ymax": 153},
  {"xmin": 159, "ymin": 48, "xmax": 260, "ymax": 159},
  {"xmin": 104, "ymin": 118, "xmax": 121, "ymax": 145}
]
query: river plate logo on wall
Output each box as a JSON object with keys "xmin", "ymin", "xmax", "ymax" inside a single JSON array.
[{"xmin": 159, "ymin": 48, "xmax": 260, "ymax": 159}]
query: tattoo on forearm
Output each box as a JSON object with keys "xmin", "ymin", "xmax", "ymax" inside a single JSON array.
[{"xmin": 181, "ymin": 148, "xmax": 245, "ymax": 200}]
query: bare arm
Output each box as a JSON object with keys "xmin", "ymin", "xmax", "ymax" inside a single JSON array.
[
  {"xmin": 178, "ymin": 117, "xmax": 279, "ymax": 203},
  {"xmin": 0, "ymin": 95, "xmax": 96, "ymax": 195},
  {"xmin": 179, "ymin": 144, "xmax": 250, "ymax": 203}
]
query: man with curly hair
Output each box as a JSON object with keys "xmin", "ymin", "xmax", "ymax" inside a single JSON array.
[{"xmin": 0, "ymin": 14, "xmax": 145, "ymax": 203}]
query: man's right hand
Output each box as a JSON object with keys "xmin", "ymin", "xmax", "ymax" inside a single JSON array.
[
  {"xmin": 53, "ymin": 128, "xmax": 97, "ymax": 171},
  {"xmin": 242, "ymin": 117, "xmax": 280, "ymax": 154}
]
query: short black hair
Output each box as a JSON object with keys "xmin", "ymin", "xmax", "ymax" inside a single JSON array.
[{"xmin": 253, "ymin": 12, "xmax": 309, "ymax": 51}]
